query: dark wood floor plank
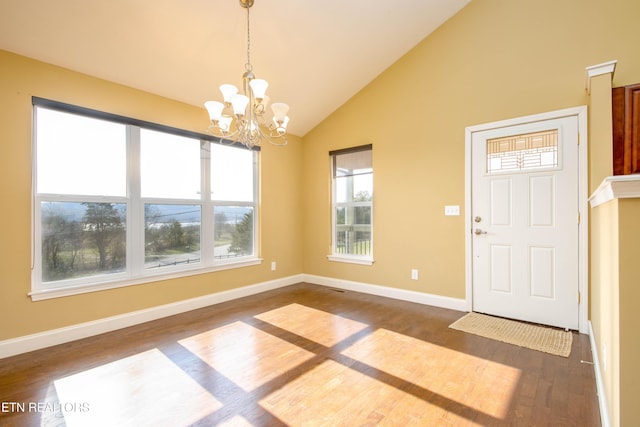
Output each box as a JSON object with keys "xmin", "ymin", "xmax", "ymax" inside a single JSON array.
[{"xmin": 0, "ymin": 283, "xmax": 601, "ymax": 426}]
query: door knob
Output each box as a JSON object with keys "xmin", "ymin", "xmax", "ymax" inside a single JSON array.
[
  {"xmin": 474, "ymin": 216, "xmax": 482, "ymax": 223},
  {"xmin": 474, "ymin": 229, "xmax": 487, "ymax": 235}
]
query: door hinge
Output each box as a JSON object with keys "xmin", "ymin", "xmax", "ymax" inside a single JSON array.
[
  {"xmin": 577, "ymin": 133, "xmax": 580, "ymax": 145},
  {"xmin": 578, "ymin": 291, "xmax": 581, "ymax": 304},
  {"xmin": 577, "ymin": 211, "xmax": 581, "ymax": 224}
]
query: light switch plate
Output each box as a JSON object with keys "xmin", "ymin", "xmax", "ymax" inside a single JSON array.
[{"xmin": 444, "ymin": 205, "xmax": 460, "ymax": 216}]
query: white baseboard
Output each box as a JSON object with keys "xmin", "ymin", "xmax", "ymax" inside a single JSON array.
[
  {"xmin": 0, "ymin": 274, "xmax": 303, "ymax": 359},
  {"xmin": 302, "ymin": 274, "xmax": 467, "ymax": 312},
  {"xmin": 588, "ymin": 321, "xmax": 610, "ymax": 427},
  {"xmin": 1, "ymin": 273, "xmax": 467, "ymax": 359}
]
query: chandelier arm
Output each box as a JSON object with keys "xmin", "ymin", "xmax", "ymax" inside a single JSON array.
[
  {"xmin": 266, "ymin": 131, "xmax": 288, "ymax": 145},
  {"xmin": 206, "ymin": 124, "xmax": 241, "ymax": 144},
  {"xmin": 256, "ymin": 124, "xmax": 288, "ymax": 146},
  {"xmin": 208, "ymin": 121, "xmax": 288, "ymax": 147}
]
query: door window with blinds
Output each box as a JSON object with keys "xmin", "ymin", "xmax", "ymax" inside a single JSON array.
[{"xmin": 329, "ymin": 145, "xmax": 373, "ymax": 264}]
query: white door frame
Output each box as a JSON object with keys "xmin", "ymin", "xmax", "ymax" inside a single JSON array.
[{"xmin": 464, "ymin": 106, "xmax": 589, "ymax": 334}]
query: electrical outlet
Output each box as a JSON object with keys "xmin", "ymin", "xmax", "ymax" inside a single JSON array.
[
  {"xmin": 411, "ymin": 269, "xmax": 419, "ymax": 280},
  {"xmin": 271, "ymin": 261, "xmax": 277, "ymax": 271}
]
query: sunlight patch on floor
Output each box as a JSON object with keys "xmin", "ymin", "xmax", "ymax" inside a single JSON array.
[
  {"xmin": 52, "ymin": 308, "xmax": 520, "ymax": 425},
  {"xmin": 214, "ymin": 415, "xmax": 256, "ymax": 426},
  {"xmin": 260, "ymin": 359, "xmax": 479, "ymax": 426},
  {"xmin": 53, "ymin": 348, "xmax": 220, "ymax": 427},
  {"xmin": 178, "ymin": 320, "xmax": 315, "ymax": 391},
  {"xmin": 254, "ymin": 303, "xmax": 369, "ymax": 347},
  {"xmin": 341, "ymin": 328, "xmax": 522, "ymax": 419}
]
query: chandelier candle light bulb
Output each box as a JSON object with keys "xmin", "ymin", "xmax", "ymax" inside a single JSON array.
[
  {"xmin": 220, "ymin": 84, "xmax": 239, "ymax": 105},
  {"xmin": 249, "ymin": 79, "xmax": 268, "ymax": 101},
  {"xmin": 271, "ymin": 103, "xmax": 290, "ymax": 134},
  {"xmin": 231, "ymin": 94, "xmax": 250, "ymax": 117},
  {"xmin": 204, "ymin": 0, "xmax": 289, "ymax": 148}
]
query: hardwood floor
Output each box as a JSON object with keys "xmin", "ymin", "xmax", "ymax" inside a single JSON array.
[{"xmin": 0, "ymin": 283, "xmax": 601, "ymax": 426}]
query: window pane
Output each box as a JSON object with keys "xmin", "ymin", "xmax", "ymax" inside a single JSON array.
[
  {"xmin": 336, "ymin": 207, "xmax": 346, "ymax": 225},
  {"xmin": 335, "ymin": 223, "xmax": 371, "ymax": 256},
  {"xmin": 353, "ymin": 206, "xmax": 372, "ymax": 225},
  {"xmin": 336, "ymin": 206, "xmax": 372, "ymax": 226},
  {"xmin": 214, "ymin": 206, "xmax": 254, "ymax": 258},
  {"xmin": 141, "ymin": 129, "xmax": 201, "ymax": 199},
  {"xmin": 335, "ymin": 174, "xmax": 373, "ymax": 203},
  {"xmin": 36, "ymin": 108, "xmax": 126, "ymax": 196},
  {"xmin": 487, "ymin": 129, "xmax": 558, "ymax": 174},
  {"xmin": 334, "ymin": 150, "xmax": 372, "ymax": 177},
  {"xmin": 41, "ymin": 202, "xmax": 126, "ymax": 282},
  {"xmin": 211, "ymin": 144, "xmax": 254, "ymax": 202},
  {"xmin": 144, "ymin": 204, "xmax": 201, "ymax": 269}
]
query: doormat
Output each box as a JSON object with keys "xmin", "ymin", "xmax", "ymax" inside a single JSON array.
[{"xmin": 449, "ymin": 312, "xmax": 572, "ymax": 357}]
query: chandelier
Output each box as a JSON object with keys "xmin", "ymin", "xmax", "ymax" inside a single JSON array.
[{"xmin": 205, "ymin": 0, "xmax": 289, "ymax": 148}]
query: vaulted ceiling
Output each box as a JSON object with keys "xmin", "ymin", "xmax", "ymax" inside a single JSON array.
[{"xmin": 0, "ymin": 0, "xmax": 470, "ymax": 136}]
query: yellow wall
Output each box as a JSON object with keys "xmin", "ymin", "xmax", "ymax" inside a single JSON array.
[
  {"xmin": 618, "ymin": 198, "xmax": 640, "ymax": 426},
  {"xmin": 302, "ymin": 0, "xmax": 640, "ymax": 298},
  {"xmin": 591, "ymin": 197, "xmax": 640, "ymax": 427},
  {"xmin": 590, "ymin": 199, "xmax": 620, "ymax": 425},
  {"xmin": 0, "ymin": 50, "xmax": 304, "ymax": 340}
]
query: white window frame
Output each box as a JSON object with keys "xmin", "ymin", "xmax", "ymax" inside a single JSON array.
[
  {"xmin": 31, "ymin": 98, "xmax": 260, "ymax": 300},
  {"xmin": 328, "ymin": 145, "xmax": 374, "ymax": 266}
]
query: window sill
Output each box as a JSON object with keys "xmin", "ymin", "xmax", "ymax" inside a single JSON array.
[
  {"xmin": 29, "ymin": 258, "xmax": 263, "ymax": 301},
  {"xmin": 327, "ymin": 255, "xmax": 374, "ymax": 266}
]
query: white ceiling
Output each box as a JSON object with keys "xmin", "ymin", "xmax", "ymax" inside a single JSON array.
[{"xmin": 0, "ymin": 0, "xmax": 470, "ymax": 136}]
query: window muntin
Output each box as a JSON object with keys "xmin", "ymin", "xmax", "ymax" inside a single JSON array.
[
  {"xmin": 331, "ymin": 146, "xmax": 373, "ymax": 260},
  {"xmin": 33, "ymin": 101, "xmax": 259, "ymax": 294}
]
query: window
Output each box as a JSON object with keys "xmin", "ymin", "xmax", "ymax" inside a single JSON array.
[
  {"xmin": 32, "ymin": 98, "xmax": 259, "ymax": 298},
  {"xmin": 36, "ymin": 108, "xmax": 128, "ymax": 283},
  {"xmin": 329, "ymin": 145, "xmax": 373, "ymax": 265},
  {"xmin": 210, "ymin": 143, "xmax": 257, "ymax": 259},
  {"xmin": 141, "ymin": 129, "xmax": 203, "ymax": 270},
  {"xmin": 486, "ymin": 129, "xmax": 558, "ymax": 174}
]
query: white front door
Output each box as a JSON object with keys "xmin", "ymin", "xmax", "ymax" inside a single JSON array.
[{"xmin": 471, "ymin": 115, "xmax": 579, "ymax": 330}]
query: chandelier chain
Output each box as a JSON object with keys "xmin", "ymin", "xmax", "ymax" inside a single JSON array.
[{"xmin": 245, "ymin": 6, "xmax": 252, "ymax": 72}]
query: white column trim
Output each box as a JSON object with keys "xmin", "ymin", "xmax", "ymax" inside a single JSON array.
[{"xmin": 585, "ymin": 60, "xmax": 617, "ymax": 94}]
